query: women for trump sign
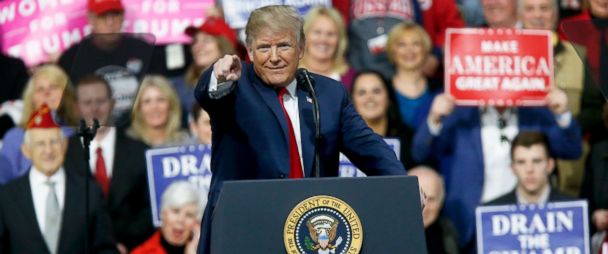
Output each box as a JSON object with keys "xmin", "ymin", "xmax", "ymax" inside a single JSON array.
[{"xmin": 445, "ymin": 28, "xmax": 554, "ymax": 106}]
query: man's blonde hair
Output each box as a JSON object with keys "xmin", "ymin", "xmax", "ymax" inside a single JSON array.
[{"xmin": 245, "ymin": 5, "xmax": 305, "ymax": 49}]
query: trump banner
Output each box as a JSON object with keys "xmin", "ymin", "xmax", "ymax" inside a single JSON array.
[
  {"xmin": 476, "ymin": 201, "xmax": 589, "ymax": 254},
  {"xmin": 145, "ymin": 144, "xmax": 212, "ymax": 226},
  {"xmin": 339, "ymin": 138, "xmax": 400, "ymax": 177},
  {"xmin": 221, "ymin": 0, "xmax": 331, "ymax": 29},
  {"xmin": 445, "ymin": 28, "xmax": 554, "ymax": 106},
  {"xmin": 0, "ymin": 0, "xmax": 212, "ymax": 66}
]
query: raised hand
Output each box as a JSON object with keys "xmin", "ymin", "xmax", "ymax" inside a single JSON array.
[
  {"xmin": 428, "ymin": 93, "xmax": 455, "ymax": 125},
  {"xmin": 214, "ymin": 54, "xmax": 242, "ymax": 83}
]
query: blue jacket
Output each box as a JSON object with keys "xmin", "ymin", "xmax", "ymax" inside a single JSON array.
[
  {"xmin": 194, "ymin": 63, "xmax": 406, "ymax": 253},
  {"xmin": 412, "ymin": 107, "xmax": 582, "ymax": 249}
]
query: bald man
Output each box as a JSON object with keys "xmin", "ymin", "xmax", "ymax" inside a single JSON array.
[{"xmin": 409, "ymin": 166, "xmax": 459, "ymax": 254}]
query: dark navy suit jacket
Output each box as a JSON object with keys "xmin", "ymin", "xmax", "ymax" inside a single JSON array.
[{"xmin": 194, "ymin": 63, "xmax": 406, "ymax": 253}]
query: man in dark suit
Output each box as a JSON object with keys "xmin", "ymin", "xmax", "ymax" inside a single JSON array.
[
  {"xmin": 0, "ymin": 104, "xmax": 117, "ymax": 254},
  {"xmin": 63, "ymin": 75, "xmax": 154, "ymax": 252},
  {"xmin": 195, "ymin": 5, "xmax": 407, "ymax": 254},
  {"xmin": 487, "ymin": 131, "xmax": 574, "ymax": 205}
]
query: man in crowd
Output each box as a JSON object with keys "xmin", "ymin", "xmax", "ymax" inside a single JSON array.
[
  {"xmin": 481, "ymin": 0, "xmax": 520, "ymax": 28},
  {"xmin": 58, "ymin": 0, "xmax": 163, "ymax": 123},
  {"xmin": 195, "ymin": 5, "xmax": 408, "ymax": 253},
  {"xmin": 413, "ymin": 91, "xmax": 581, "ymax": 252},
  {"xmin": 487, "ymin": 131, "xmax": 573, "ymax": 205},
  {"xmin": 519, "ymin": 0, "xmax": 605, "ymax": 196},
  {"xmin": 0, "ymin": 104, "xmax": 117, "ymax": 253},
  {"xmin": 63, "ymin": 75, "xmax": 154, "ymax": 253},
  {"xmin": 409, "ymin": 166, "xmax": 459, "ymax": 254}
]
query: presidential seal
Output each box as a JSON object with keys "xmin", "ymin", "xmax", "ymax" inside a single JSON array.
[{"xmin": 284, "ymin": 195, "xmax": 363, "ymax": 254}]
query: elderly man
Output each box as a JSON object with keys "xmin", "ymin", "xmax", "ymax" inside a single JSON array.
[
  {"xmin": 519, "ymin": 0, "xmax": 605, "ymax": 196},
  {"xmin": 63, "ymin": 75, "xmax": 154, "ymax": 253},
  {"xmin": 0, "ymin": 105, "xmax": 117, "ymax": 254},
  {"xmin": 195, "ymin": 5, "xmax": 407, "ymax": 253},
  {"xmin": 409, "ymin": 166, "xmax": 459, "ymax": 254}
]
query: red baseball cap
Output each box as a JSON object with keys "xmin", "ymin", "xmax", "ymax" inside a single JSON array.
[
  {"xmin": 26, "ymin": 104, "xmax": 59, "ymax": 130},
  {"xmin": 185, "ymin": 17, "xmax": 238, "ymax": 49},
  {"xmin": 88, "ymin": 0, "xmax": 124, "ymax": 15}
]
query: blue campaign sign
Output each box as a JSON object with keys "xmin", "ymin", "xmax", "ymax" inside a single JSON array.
[
  {"xmin": 339, "ymin": 138, "xmax": 401, "ymax": 177},
  {"xmin": 222, "ymin": 0, "xmax": 331, "ymax": 29},
  {"xmin": 476, "ymin": 200, "xmax": 590, "ymax": 254},
  {"xmin": 145, "ymin": 144, "xmax": 212, "ymax": 226}
]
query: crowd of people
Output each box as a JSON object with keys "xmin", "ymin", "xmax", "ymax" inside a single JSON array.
[{"xmin": 0, "ymin": 0, "xmax": 606, "ymax": 253}]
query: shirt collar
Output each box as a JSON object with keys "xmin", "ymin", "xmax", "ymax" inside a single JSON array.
[
  {"xmin": 516, "ymin": 185, "xmax": 551, "ymax": 204},
  {"xmin": 30, "ymin": 166, "xmax": 65, "ymax": 185},
  {"xmin": 283, "ymin": 79, "xmax": 297, "ymax": 99}
]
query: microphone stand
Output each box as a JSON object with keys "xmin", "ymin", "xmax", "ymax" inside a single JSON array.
[
  {"xmin": 78, "ymin": 118, "xmax": 99, "ymax": 254},
  {"xmin": 299, "ymin": 69, "xmax": 322, "ymax": 178}
]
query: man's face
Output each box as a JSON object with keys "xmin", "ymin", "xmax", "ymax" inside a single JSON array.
[
  {"xmin": 22, "ymin": 128, "xmax": 67, "ymax": 177},
  {"xmin": 482, "ymin": 0, "xmax": 518, "ymax": 28},
  {"xmin": 520, "ymin": 0, "xmax": 557, "ymax": 30},
  {"xmin": 88, "ymin": 11, "xmax": 124, "ymax": 34},
  {"xmin": 77, "ymin": 82, "xmax": 114, "ymax": 126},
  {"xmin": 590, "ymin": 0, "xmax": 608, "ymax": 18},
  {"xmin": 247, "ymin": 31, "xmax": 304, "ymax": 87},
  {"xmin": 416, "ymin": 173, "xmax": 443, "ymax": 228},
  {"xmin": 511, "ymin": 144, "xmax": 554, "ymax": 195}
]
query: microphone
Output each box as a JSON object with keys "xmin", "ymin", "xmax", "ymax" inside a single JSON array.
[{"xmin": 297, "ymin": 68, "xmax": 322, "ymax": 178}]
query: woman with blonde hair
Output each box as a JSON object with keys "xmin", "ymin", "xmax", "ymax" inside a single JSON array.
[
  {"xmin": 300, "ymin": 6, "xmax": 356, "ymax": 90},
  {"xmin": 387, "ymin": 22, "xmax": 441, "ymax": 131},
  {"xmin": 0, "ymin": 64, "xmax": 78, "ymax": 181},
  {"xmin": 128, "ymin": 75, "xmax": 188, "ymax": 146}
]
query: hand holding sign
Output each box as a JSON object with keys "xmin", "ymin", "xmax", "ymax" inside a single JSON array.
[
  {"xmin": 428, "ymin": 94, "xmax": 455, "ymax": 125},
  {"xmin": 214, "ymin": 54, "xmax": 242, "ymax": 83},
  {"xmin": 545, "ymin": 87, "xmax": 569, "ymax": 115}
]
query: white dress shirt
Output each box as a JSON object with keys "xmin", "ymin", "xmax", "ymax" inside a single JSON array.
[
  {"xmin": 480, "ymin": 107, "xmax": 518, "ymax": 202},
  {"xmin": 209, "ymin": 74, "xmax": 305, "ymax": 174},
  {"xmin": 30, "ymin": 168, "xmax": 66, "ymax": 234},
  {"xmin": 87, "ymin": 127, "xmax": 116, "ymax": 178}
]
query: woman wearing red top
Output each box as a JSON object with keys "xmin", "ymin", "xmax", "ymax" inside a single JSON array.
[{"xmin": 131, "ymin": 181, "xmax": 205, "ymax": 254}]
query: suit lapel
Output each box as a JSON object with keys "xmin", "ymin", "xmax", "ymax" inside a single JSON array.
[
  {"xmin": 58, "ymin": 174, "xmax": 80, "ymax": 254},
  {"xmin": 15, "ymin": 174, "xmax": 48, "ymax": 250},
  {"xmin": 108, "ymin": 136, "xmax": 126, "ymax": 207},
  {"xmin": 297, "ymin": 89, "xmax": 315, "ymax": 177},
  {"xmin": 248, "ymin": 68, "xmax": 290, "ymax": 144}
]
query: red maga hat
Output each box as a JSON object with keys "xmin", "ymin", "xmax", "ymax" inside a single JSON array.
[
  {"xmin": 185, "ymin": 17, "xmax": 238, "ymax": 49},
  {"xmin": 26, "ymin": 104, "xmax": 59, "ymax": 129},
  {"xmin": 88, "ymin": 0, "xmax": 124, "ymax": 15}
]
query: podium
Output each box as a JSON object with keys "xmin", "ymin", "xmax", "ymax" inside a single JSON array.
[{"xmin": 211, "ymin": 176, "xmax": 427, "ymax": 253}]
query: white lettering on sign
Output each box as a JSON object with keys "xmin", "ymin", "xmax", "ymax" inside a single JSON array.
[
  {"xmin": 488, "ymin": 247, "xmax": 581, "ymax": 254},
  {"xmin": 161, "ymin": 153, "xmax": 212, "ymax": 178},
  {"xmin": 449, "ymin": 55, "xmax": 551, "ymax": 76},
  {"xmin": 141, "ymin": 0, "xmax": 180, "ymax": 14},
  {"xmin": 491, "ymin": 211, "xmax": 574, "ymax": 236},
  {"xmin": 481, "ymin": 40, "xmax": 519, "ymax": 53},
  {"xmin": 0, "ymin": 0, "xmax": 74, "ymax": 23}
]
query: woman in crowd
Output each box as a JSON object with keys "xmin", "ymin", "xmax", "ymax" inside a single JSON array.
[
  {"xmin": 350, "ymin": 70, "xmax": 416, "ymax": 169},
  {"xmin": 131, "ymin": 181, "xmax": 205, "ymax": 254},
  {"xmin": 128, "ymin": 75, "xmax": 189, "ymax": 147},
  {"xmin": 172, "ymin": 17, "xmax": 242, "ymax": 123},
  {"xmin": 299, "ymin": 6, "xmax": 356, "ymax": 91},
  {"xmin": 386, "ymin": 22, "xmax": 441, "ymax": 130},
  {"xmin": 189, "ymin": 103, "xmax": 212, "ymax": 145},
  {"xmin": 0, "ymin": 64, "xmax": 77, "ymax": 180}
]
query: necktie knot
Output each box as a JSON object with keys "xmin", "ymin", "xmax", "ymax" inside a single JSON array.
[
  {"xmin": 96, "ymin": 147, "xmax": 102, "ymax": 155},
  {"xmin": 45, "ymin": 180, "xmax": 55, "ymax": 188},
  {"xmin": 277, "ymin": 87, "xmax": 288, "ymax": 98}
]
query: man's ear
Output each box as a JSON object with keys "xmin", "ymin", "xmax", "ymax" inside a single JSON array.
[
  {"xmin": 247, "ymin": 46, "xmax": 254, "ymax": 61},
  {"xmin": 547, "ymin": 157, "xmax": 556, "ymax": 174}
]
